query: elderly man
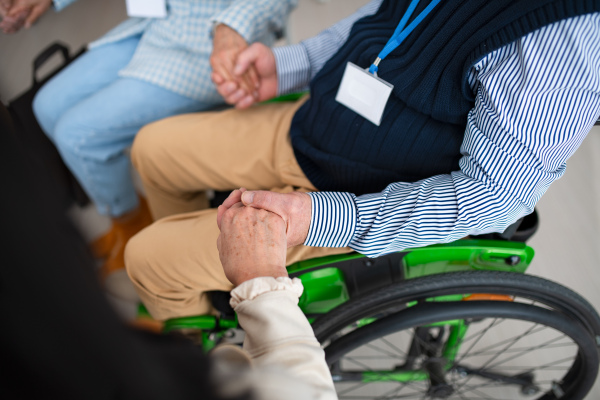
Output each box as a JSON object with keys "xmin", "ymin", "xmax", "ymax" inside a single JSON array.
[{"xmin": 126, "ymin": 0, "xmax": 600, "ymax": 320}]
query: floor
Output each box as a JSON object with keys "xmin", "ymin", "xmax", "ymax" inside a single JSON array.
[{"xmin": 1, "ymin": 0, "xmax": 599, "ymax": 398}]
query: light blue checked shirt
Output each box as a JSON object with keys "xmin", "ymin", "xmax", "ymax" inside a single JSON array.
[
  {"xmin": 54, "ymin": 0, "xmax": 296, "ymax": 102},
  {"xmin": 273, "ymin": 1, "xmax": 600, "ymax": 257}
]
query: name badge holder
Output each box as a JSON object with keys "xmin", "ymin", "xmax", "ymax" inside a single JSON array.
[
  {"xmin": 126, "ymin": 0, "xmax": 167, "ymax": 19},
  {"xmin": 335, "ymin": 0, "xmax": 443, "ymax": 126}
]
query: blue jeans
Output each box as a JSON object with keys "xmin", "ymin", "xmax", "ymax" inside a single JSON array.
[{"xmin": 33, "ymin": 36, "xmax": 209, "ymax": 217}]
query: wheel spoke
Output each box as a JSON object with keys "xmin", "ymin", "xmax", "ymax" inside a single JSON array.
[
  {"xmin": 509, "ymin": 355, "xmax": 577, "ymax": 375},
  {"xmin": 456, "ymin": 385, "xmax": 511, "ymax": 400},
  {"xmin": 380, "ymin": 335, "xmax": 410, "ymax": 358},
  {"xmin": 485, "ymin": 334, "xmax": 570, "ymax": 370},
  {"xmin": 339, "ymin": 394, "xmax": 427, "ymax": 400},
  {"xmin": 364, "ymin": 342, "xmax": 405, "ymax": 358},
  {"xmin": 460, "ymin": 340, "xmax": 575, "ymax": 358},
  {"xmin": 456, "ymin": 323, "xmax": 547, "ymax": 362},
  {"xmin": 451, "ymin": 318, "xmax": 502, "ymax": 366},
  {"xmin": 374, "ymin": 384, "xmax": 417, "ymax": 400},
  {"xmin": 455, "ymin": 391, "xmax": 469, "ymax": 400},
  {"xmin": 459, "ymin": 318, "xmax": 504, "ymax": 346},
  {"xmin": 455, "ymin": 379, "xmax": 530, "ymax": 400},
  {"xmin": 336, "ymin": 382, "xmax": 370, "ymax": 396},
  {"xmin": 341, "ymin": 355, "xmax": 409, "ymax": 360},
  {"xmin": 455, "ymin": 397, "xmax": 509, "ymax": 400},
  {"xmin": 453, "ymin": 322, "xmax": 541, "ymax": 393},
  {"xmin": 457, "ymin": 380, "xmax": 540, "ymax": 395},
  {"xmin": 337, "ymin": 382, "xmax": 429, "ymax": 399}
]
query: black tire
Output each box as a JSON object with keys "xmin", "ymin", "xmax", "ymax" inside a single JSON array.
[
  {"xmin": 314, "ymin": 271, "xmax": 600, "ymax": 341},
  {"xmin": 313, "ymin": 271, "xmax": 600, "ymax": 400}
]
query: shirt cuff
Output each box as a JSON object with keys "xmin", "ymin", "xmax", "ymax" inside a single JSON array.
[
  {"xmin": 53, "ymin": 0, "xmax": 76, "ymax": 11},
  {"xmin": 273, "ymin": 44, "xmax": 311, "ymax": 95},
  {"xmin": 230, "ymin": 277, "xmax": 304, "ymax": 309},
  {"xmin": 209, "ymin": 18, "xmax": 253, "ymax": 42},
  {"xmin": 305, "ymin": 192, "xmax": 357, "ymax": 248},
  {"xmin": 210, "ymin": 5, "xmax": 267, "ymax": 44}
]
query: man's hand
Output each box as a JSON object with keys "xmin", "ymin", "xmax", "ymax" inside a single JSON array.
[
  {"xmin": 217, "ymin": 203, "xmax": 288, "ymax": 287},
  {"xmin": 1, "ymin": 0, "xmax": 51, "ymax": 32},
  {"xmin": 210, "ymin": 24, "xmax": 259, "ymax": 103},
  {"xmin": 217, "ymin": 189, "xmax": 311, "ymax": 248},
  {"xmin": 212, "ymin": 42, "xmax": 278, "ymax": 109}
]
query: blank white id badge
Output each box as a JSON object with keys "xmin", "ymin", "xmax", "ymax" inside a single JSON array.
[
  {"xmin": 126, "ymin": 0, "xmax": 167, "ymax": 18},
  {"xmin": 335, "ymin": 62, "xmax": 394, "ymax": 126}
]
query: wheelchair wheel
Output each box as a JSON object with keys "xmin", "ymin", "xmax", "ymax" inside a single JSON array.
[{"xmin": 313, "ymin": 271, "xmax": 600, "ymax": 400}]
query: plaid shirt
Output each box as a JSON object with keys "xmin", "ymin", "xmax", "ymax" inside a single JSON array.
[{"xmin": 54, "ymin": 0, "xmax": 296, "ymax": 102}]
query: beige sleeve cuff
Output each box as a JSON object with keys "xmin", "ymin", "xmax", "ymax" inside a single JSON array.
[{"xmin": 230, "ymin": 276, "xmax": 303, "ymax": 309}]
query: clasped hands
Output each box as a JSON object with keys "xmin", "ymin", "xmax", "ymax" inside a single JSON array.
[
  {"xmin": 216, "ymin": 188, "xmax": 311, "ymax": 287},
  {"xmin": 210, "ymin": 25, "xmax": 278, "ymax": 110}
]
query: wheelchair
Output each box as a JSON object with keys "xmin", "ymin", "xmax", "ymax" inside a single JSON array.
[{"xmin": 147, "ymin": 207, "xmax": 600, "ymax": 400}]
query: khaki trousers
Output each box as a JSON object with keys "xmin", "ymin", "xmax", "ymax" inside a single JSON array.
[{"xmin": 126, "ymin": 98, "xmax": 351, "ymax": 320}]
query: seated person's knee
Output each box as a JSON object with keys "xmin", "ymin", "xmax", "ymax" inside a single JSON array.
[
  {"xmin": 131, "ymin": 122, "xmax": 166, "ymax": 178},
  {"xmin": 123, "ymin": 228, "xmax": 150, "ymax": 281}
]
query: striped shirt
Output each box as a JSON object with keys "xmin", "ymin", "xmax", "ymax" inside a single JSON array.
[{"xmin": 273, "ymin": 0, "xmax": 600, "ymax": 257}]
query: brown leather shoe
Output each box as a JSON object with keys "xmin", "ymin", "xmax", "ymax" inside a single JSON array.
[
  {"xmin": 90, "ymin": 228, "xmax": 118, "ymax": 259},
  {"xmin": 129, "ymin": 317, "xmax": 164, "ymax": 334},
  {"xmin": 99, "ymin": 231, "xmax": 129, "ymax": 281},
  {"xmin": 90, "ymin": 197, "xmax": 152, "ymax": 259}
]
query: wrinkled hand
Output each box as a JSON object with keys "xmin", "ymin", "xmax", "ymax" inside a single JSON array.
[
  {"xmin": 1, "ymin": 0, "xmax": 51, "ymax": 33},
  {"xmin": 217, "ymin": 202, "xmax": 288, "ymax": 287},
  {"xmin": 217, "ymin": 188, "xmax": 311, "ymax": 248},
  {"xmin": 212, "ymin": 42, "xmax": 278, "ymax": 109}
]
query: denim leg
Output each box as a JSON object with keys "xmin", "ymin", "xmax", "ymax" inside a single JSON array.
[
  {"xmin": 33, "ymin": 36, "xmax": 141, "ymax": 139},
  {"xmin": 53, "ymin": 78, "xmax": 209, "ymax": 217}
]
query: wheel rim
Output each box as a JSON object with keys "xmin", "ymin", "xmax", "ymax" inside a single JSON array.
[
  {"xmin": 325, "ymin": 301, "xmax": 599, "ymax": 400},
  {"xmin": 313, "ymin": 272, "xmax": 600, "ymax": 342}
]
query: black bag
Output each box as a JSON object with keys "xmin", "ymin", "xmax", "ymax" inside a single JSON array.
[{"xmin": 5, "ymin": 42, "xmax": 89, "ymax": 208}]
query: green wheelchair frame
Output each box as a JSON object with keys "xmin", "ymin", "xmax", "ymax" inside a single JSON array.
[
  {"xmin": 161, "ymin": 239, "xmax": 533, "ymax": 346},
  {"xmin": 144, "ymin": 237, "xmax": 600, "ymax": 400},
  {"xmin": 162, "ymin": 240, "xmax": 534, "ymax": 342}
]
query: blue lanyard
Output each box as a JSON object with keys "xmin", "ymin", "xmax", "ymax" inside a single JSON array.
[{"xmin": 368, "ymin": 0, "xmax": 443, "ymax": 75}]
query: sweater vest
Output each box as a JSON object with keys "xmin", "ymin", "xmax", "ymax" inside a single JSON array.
[{"xmin": 289, "ymin": 0, "xmax": 600, "ymax": 195}]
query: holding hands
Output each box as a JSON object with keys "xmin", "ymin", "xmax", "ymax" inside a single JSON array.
[
  {"xmin": 217, "ymin": 196, "xmax": 289, "ymax": 287},
  {"xmin": 210, "ymin": 26, "xmax": 278, "ymax": 109},
  {"xmin": 217, "ymin": 188, "xmax": 312, "ymax": 250},
  {"xmin": 0, "ymin": 0, "xmax": 51, "ymax": 33}
]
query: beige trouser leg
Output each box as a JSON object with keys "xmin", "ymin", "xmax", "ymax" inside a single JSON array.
[
  {"xmin": 126, "ymin": 98, "xmax": 351, "ymax": 320},
  {"xmin": 132, "ymin": 99, "xmax": 311, "ymax": 220}
]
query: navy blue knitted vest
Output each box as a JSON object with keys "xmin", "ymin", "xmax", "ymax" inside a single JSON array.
[{"xmin": 290, "ymin": 0, "xmax": 600, "ymax": 195}]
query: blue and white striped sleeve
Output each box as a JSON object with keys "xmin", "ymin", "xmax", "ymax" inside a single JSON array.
[
  {"xmin": 273, "ymin": 0, "xmax": 383, "ymax": 95},
  {"xmin": 305, "ymin": 13, "xmax": 600, "ymax": 258},
  {"xmin": 53, "ymin": 0, "xmax": 77, "ymax": 11},
  {"xmin": 211, "ymin": 0, "xmax": 298, "ymax": 44}
]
